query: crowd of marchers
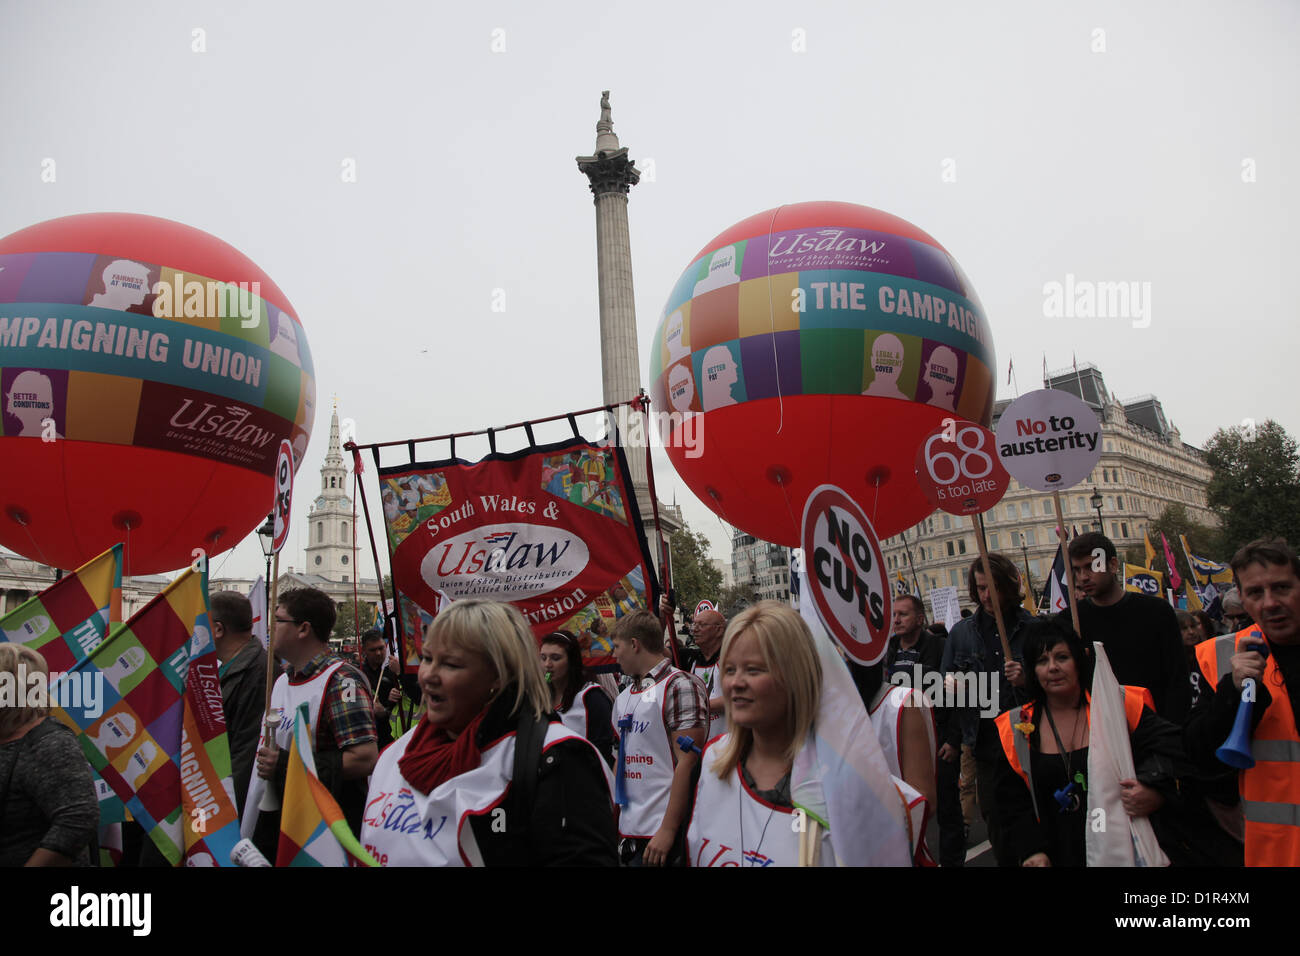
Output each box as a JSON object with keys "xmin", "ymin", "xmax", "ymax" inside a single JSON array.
[{"xmin": 2, "ymin": 532, "xmax": 1298, "ymax": 868}]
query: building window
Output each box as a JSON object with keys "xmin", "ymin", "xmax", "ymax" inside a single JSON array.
[
  {"xmin": 1111, "ymin": 521, "xmax": 1120, "ymax": 538},
  {"xmin": 341, "ymin": 555, "xmax": 349, "ymax": 565},
  {"xmin": 342, "ymin": 521, "xmax": 348, "ymax": 539},
  {"xmin": 1006, "ymin": 504, "xmax": 1015, "ymax": 520},
  {"xmin": 314, "ymin": 556, "xmax": 322, "ymax": 566},
  {"xmin": 317, "ymin": 523, "xmax": 323, "ymax": 543},
  {"xmin": 947, "ymin": 540, "xmax": 955, "ymax": 556},
  {"xmin": 1121, "ymin": 522, "xmax": 1129, "ymax": 537},
  {"xmin": 958, "ymin": 539, "xmax": 967, "ymax": 555},
  {"xmin": 1026, "ymin": 529, "xmax": 1036, "ymax": 546},
  {"xmin": 990, "ymin": 533, "xmax": 999, "ymax": 550},
  {"xmin": 342, "ymin": 575, "xmax": 348, "ymax": 583},
  {"xmin": 1045, "ymin": 499, "xmax": 1053, "ymax": 514},
  {"xmin": 1116, "ymin": 497, "xmax": 1123, "ymax": 510},
  {"xmin": 950, "ymin": 569, "xmax": 961, "ymax": 587},
  {"xmin": 1021, "ymin": 502, "xmax": 1031, "ymax": 518},
  {"xmin": 1077, "ymin": 496, "xmax": 1086, "ymax": 512}
]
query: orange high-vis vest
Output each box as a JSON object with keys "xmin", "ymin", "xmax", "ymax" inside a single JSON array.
[
  {"xmin": 1195, "ymin": 626, "xmax": 1300, "ymax": 866},
  {"xmin": 995, "ymin": 686, "xmax": 1148, "ymax": 821}
]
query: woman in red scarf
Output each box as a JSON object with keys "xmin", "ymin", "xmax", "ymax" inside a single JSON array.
[{"xmin": 361, "ymin": 600, "xmax": 617, "ymax": 866}]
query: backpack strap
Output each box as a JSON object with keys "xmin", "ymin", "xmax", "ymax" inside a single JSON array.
[{"xmin": 509, "ymin": 712, "xmax": 552, "ymax": 847}]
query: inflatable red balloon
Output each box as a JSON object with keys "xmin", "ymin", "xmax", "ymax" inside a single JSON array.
[
  {"xmin": 0, "ymin": 213, "xmax": 315, "ymax": 574},
  {"xmin": 650, "ymin": 201, "xmax": 995, "ymax": 546}
]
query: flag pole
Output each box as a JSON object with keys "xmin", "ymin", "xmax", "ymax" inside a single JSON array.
[
  {"xmin": 974, "ymin": 514, "xmax": 1012, "ymax": 660},
  {"xmin": 1052, "ymin": 492, "xmax": 1082, "ymax": 635},
  {"xmin": 900, "ymin": 528, "xmax": 923, "ymax": 598}
]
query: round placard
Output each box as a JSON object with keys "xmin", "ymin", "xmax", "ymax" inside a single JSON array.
[{"xmin": 799, "ymin": 484, "xmax": 891, "ymax": 665}]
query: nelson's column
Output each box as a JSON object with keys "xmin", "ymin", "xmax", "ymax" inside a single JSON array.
[{"xmin": 576, "ymin": 91, "xmax": 680, "ymax": 564}]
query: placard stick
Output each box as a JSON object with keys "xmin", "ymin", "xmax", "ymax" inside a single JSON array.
[
  {"xmin": 974, "ymin": 514, "xmax": 1012, "ymax": 661},
  {"xmin": 1052, "ymin": 490, "xmax": 1082, "ymax": 635}
]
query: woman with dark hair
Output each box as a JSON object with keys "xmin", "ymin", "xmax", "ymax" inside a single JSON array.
[
  {"xmin": 540, "ymin": 631, "xmax": 614, "ymax": 767},
  {"xmin": 991, "ymin": 617, "xmax": 1231, "ymax": 866},
  {"xmin": 992, "ymin": 617, "xmax": 1172, "ymax": 866}
]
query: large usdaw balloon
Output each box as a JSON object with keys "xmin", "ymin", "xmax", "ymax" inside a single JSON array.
[
  {"xmin": 0, "ymin": 213, "xmax": 315, "ymax": 574},
  {"xmin": 650, "ymin": 201, "xmax": 995, "ymax": 546}
]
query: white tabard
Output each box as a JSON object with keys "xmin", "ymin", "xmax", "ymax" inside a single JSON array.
[
  {"xmin": 612, "ymin": 669, "xmax": 679, "ymax": 839},
  {"xmin": 869, "ymin": 684, "xmax": 936, "ymax": 865},
  {"xmin": 558, "ymin": 683, "xmax": 602, "ymax": 740},
  {"xmin": 360, "ymin": 722, "xmax": 594, "ymax": 867},
  {"xmin": 692, "ymin": 661, "xmax": 727, "ymax": 739},
  {"xmin": 686, "ymin": 734, "xmax": 835, "ymax": 867},
  {"xmin": 241, "ymin": 661, "xmax": 345, "ymax": 836}
]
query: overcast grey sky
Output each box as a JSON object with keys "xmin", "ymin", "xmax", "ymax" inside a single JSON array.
[{"xmin": 3, "ymin": 0, "xmax": 1296, "ymax": 583}]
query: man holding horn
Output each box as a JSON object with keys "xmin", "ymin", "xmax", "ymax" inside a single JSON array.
[{"xmin": 1185, "ymin": 538, "xmax": 1300, "ymax": 866}]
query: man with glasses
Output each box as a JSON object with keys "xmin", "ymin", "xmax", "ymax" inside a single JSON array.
[
  {"xmin": 1221, "ymin": 587, "xmax": 1251, "ymax": 633},
  {"xmin": 253, "ymin": 588, "xmax": 378, "ymax": 852},
  {"xmin": 685, "ymin": 607, "xmax": 727, "ymax": 738}
]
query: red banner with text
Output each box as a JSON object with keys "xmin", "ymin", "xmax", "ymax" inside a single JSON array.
[{"xmin": 379, "ymin": 436, "xmax": 658, "ymax": 671}]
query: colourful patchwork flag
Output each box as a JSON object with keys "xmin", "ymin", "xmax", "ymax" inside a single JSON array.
[
  {"xmin": 1, "ymin": 546, "xmax": 130, "ymax": 832},
  {"xmin": 277, "ymin": 702, "xmax": 379, "ymax": 868},
  {"xmin": 53, "ymin": 567, "xmax": 242, "ymax": 866},
  {"xmin": 0, "ymin": 545, "xmax": 122, "ymax": 668}
]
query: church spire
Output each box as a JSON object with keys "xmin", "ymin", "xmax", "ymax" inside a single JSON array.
[{"xmin": 325, "ymin": 402, "xmax": 343, "ymax": 467}]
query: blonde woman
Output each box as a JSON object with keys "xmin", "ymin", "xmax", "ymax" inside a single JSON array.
[
  {"xmin": 0, "ymin": 643, "xmax": 98, "ymax": 866},
  {"xmin": 361, "ymin": 600, "xmax": 616, "ymax": 866},
  {"xmin": 685, "ymin": 601, "xmax": 835, "ymax": 866}
]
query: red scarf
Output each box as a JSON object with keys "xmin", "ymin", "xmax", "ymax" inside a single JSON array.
[{"xmin": 398, "ymin": 710, "xmax": 488, "ymax": 795}]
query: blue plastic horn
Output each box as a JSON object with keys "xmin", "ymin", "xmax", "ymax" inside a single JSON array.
[
  {"xmin": 614, "ymin": 715, "xmax": 633, "ymax": 807},
  {"xmin": 1216, "ymin": 630, "xmax": 1269, "ymax": 770},
  {"xmin": 676, "ymin": 735, "xmax": 702, "ymax": 756}
]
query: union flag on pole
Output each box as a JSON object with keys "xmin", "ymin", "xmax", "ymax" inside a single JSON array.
[
  {"xmin": 55, "ymin": 566, "xmax": 242, "ymax": 865},
  {"xmin": 277, "ymin": 702, "xmax": 379, "ymax": 867}
]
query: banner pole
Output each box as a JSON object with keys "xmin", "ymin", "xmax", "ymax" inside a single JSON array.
[
  {"xmin": 1052, "ymin": 491, "xmax": 1082, "ymax": 636},
  {"xmin": 638, "ymin": 391, "xmax": 680, "ymax": 668},
  {"xmin": 974, "ymin": 514, "xmax": 1012, "ymax": 661}
]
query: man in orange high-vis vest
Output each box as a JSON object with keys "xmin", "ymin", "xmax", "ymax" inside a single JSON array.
[{"xmin": 1185, "ymin": 538, "xmax": 1300, "ymax": 866}]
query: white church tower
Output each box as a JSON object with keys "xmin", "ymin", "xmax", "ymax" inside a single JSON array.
[{"xmin": 304, "ymin": 404, "xmax": 356, "ymax": 582}]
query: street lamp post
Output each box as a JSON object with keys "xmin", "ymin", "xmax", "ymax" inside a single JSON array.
[
  {"xmin": 1090, "ymin": 487, "xmax": 1104, "ymax": 534},
  {"xmin": 257, "ymin": 514, "xmax": 274, "ymax": 638},
  {"xmin": 1018, "ymin": 531, "xmax": 1037, "ymax": 606}
]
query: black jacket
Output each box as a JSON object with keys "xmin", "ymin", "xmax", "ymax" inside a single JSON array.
[
  {"xmin": 219, "ymin": 637, "xmax": 270, "ymax": 818},
  {"xmin": 466, "ymin": 690, "xmax": 618, "ymax": 866},
  {"xmin": 362, "ymin": 662, "xmax": 401, "ymax": 750},
  {"xmin": 993, "ymin": 702, "xmax": 1240, "ymax": 866}
]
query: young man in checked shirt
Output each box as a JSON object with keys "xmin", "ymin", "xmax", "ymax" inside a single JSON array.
[
  {"xmin": 253, "ymin": 588, "xmax": 378, "ymax": 853},
  {"xmin": 611, "ymin": 610, "xmax": 708, "ymax": 866}
]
